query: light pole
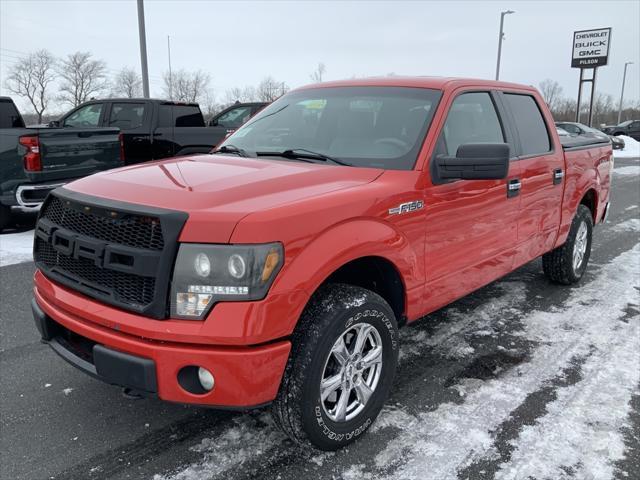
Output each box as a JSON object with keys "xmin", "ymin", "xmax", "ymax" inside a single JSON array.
[
  {"xmin": 617, "ymin": 61, "xmax": 633, "ymax": 124},
  {"xmin": 137, "ymin": 0, "xmax": 150, "ymax": 98},
  {"xmin": 495, "ymin": 10, "xmax": 515, "ymax": 81}
]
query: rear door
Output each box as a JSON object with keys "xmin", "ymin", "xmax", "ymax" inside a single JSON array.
[
  {"xmin": 499, "ymin": 91, "xmax": 565, "ymax": 267},
  {"xmin": 153, "ymin": 104, "xmax": 214, "ymax": 158},
  {"xmin": 424, "ymin": 89, "xmax": 521, "ymax": 312},
  {"xmin": 106, "ymin": 101, "xmax": 151, "ymax": 164}
]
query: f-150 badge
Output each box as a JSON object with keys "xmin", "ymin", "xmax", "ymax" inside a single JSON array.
[{"xmin": 388, "ymin": 200, "xmax": 424, "ymax": 215}]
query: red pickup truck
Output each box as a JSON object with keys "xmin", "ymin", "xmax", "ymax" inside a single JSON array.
[{"xmin": 31, "ymin": 77, "xmax": 612, "ymax": 450}]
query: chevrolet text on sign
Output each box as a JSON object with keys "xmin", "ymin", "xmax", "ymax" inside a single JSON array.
[{"xmin": 572, "ymin": 27, "xmax": 611, "ymax": 68}]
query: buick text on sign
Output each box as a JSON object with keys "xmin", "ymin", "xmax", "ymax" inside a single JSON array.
[{"xmin": 572, "ymin": 27, "xmax": 611, "ymax": 68}]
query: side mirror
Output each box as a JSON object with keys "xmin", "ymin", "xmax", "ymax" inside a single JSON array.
[
  {"xmin": 48, "ymin": 120, "xmax": 60, "ymax": 128},
  {"xmin": 435, "ymin": 143, "xmax": 509, "ymax": 180},
  {"xmin": 209, "ymin": 119, "xmax": 218, "ymax": 127}
]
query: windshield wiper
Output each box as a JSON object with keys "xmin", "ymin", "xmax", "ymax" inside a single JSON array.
[
  {"xmin": 212, "ymin": 145, "xmax": 250, "ymax": 157},
  {"xmin": 256, "ymin": 148, "xmax": 351, "ymax": 166}
]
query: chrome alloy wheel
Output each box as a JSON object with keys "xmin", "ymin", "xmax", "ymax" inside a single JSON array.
[
  {"xmin": 320, "ymin": 323, "xmax": 383, "ymax": 422},
  {"xmin": 573, "ymin": 221, "xmax": 588, "ymax": 271}
]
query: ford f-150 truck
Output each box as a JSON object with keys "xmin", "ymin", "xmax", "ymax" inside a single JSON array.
[
  {"xmin": 31, "ymin": 77, "xmax": 612, "ymax": 450},
  {"xmin": 0, "ymin": 96, "xmax": 122, "ymax": 232}
]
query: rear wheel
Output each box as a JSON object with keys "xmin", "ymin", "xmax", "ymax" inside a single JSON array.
[
  {"xmin": 0, "ymin": 205, "xmax": 11, "ymax": 233},
  {"xmin": 272, "ymin": 283, "xmax": 399, "ymax": 450},
  {"xmin": 542, "ymin": 204, "xmax": 593, "ymax": 284}
]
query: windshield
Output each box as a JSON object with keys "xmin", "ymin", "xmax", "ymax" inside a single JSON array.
[
  {"xmin": 618, "ymin": 120, "xmax": 633, "ymax": 127},
  {"xmin": 220, "ymin": 86, "xmax": 442, "ymax": 170}
]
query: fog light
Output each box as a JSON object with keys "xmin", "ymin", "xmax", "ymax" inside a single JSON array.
[{"xmin": 198, "ymin": 367, "xmax": 215, "ymax": 391}]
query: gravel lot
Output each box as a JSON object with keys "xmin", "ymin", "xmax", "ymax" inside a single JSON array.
[{"xmin": 1, "ymin": 157, "xmax": 638, "ymax": 480}]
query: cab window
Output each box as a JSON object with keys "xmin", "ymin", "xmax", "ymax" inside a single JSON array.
[
  {"xmin": 437, "ymin": 92, "xmax": 504, "ymax": 157},
  {"xmin": 64, "ymin": 103, "xmax": 103, "ymax": 127},
  {"xmin": 503, "ymin": 93, "xmax": 551, "ymax": 156},
  {"xmin": 108, "ymin": 103, "xmax": 145, "ymax": 129},
  {"xmin": 215, "ymin": 106, "xmax": 253, "ymax": 128}
]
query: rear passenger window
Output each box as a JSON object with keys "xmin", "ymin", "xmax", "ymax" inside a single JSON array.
[
  {"xmin": 158, "ymin": 105, "xmax": 205, "ymax": 127},
  {"xmin": 438, "ymin": 92, "xmax": 504, "ymax": 156},
  {"xmin": 503, "ymin": 94, "xmax": 551, "ymax": 156},
  {"xmin": 109, "ymin": 103, "xmax": 145, "ymax": 129}
]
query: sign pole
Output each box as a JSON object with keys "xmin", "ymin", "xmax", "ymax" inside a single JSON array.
[
  {"xmin": 576, "ymin": 68, "xmax": 584, "ymax": 123},
  {"xmin": 588, "ymin": 67, "xmax": 598, "ymax": 127}
]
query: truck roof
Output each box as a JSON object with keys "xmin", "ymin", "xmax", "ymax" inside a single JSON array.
[
  {"xmin": 80, "ymin": 98, "xmax": 201, "ymax": 107},
  {"xmin": 296, "ymin": 76, "xmax": 538, "ymax": 93}
]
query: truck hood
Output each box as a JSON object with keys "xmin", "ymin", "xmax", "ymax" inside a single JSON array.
[{"xmin": 66, "ymin": 154, "xmax": 383, "ymax": 242}]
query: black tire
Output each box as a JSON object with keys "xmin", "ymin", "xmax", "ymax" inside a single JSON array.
[
  {"xmin": 0, "ymin": 205, "xmax": 11, "ymax": 233},
  {"xmin": 272, "ymin": 283, "xmax": 399, "ymax": 450},
  {"xmin": 542, "ymin": 204, "xmax": 593, "ymax": 284}
]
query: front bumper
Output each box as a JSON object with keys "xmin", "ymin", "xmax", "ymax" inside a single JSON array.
[
  {"xmin": 17, "ymin": 182, "xmax": 66, "ymax": 208},
  {"xmin": 33, "ymin": 282, "xmax": 292, "ymax": 408}
]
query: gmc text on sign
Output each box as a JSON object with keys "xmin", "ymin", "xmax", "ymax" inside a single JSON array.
[{"xmin": 572, "ymin": 27, "xmax": 611, "ymax": 68}]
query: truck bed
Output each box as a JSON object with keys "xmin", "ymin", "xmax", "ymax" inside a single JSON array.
[{"xmin": 560, "ymin": 135, "xmax": 610, "ymax": 150}]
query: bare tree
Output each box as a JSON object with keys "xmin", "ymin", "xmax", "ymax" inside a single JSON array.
[
  {"xmin": 310, "ymin": 62, "xmax": 326, "ymax": 82},
  {"xmin": 256, "ymin": 76, "xmax": 288, "ymax": 102},
  {"xmin": 591, "ymin": 92, "xmax": 614, "ymax": 125},
  {"xmin": 199, "ymin": 90, "xmax": 221, "ymax": 122},
  {"xmin": 4, "ymin": 50, "xmax": 56, "ymax": 123},
  {"xmin": 111, "ymin": 67, "xmax": 142, "ymax": 98},
  {"xmin": 223, "ymin": 86, "xmax": 257, "ymax": 104},
  {"xmin": 162, "ymin": 69, "xmax": 210, "ymax": 103},
  {"xmin": 539, "ymin": 79, "xmax": 564, "ymax": 111},
  {"xmin": 58, "ymin": 52, "xmax": 109, "ymax": 107}
]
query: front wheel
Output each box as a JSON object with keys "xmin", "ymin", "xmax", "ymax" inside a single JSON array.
[
  {"xmin": 272, "ymin": 283, "xmax": 399, "ymax": 450},
  {"xmin": 542, "ymin": 204, "xmax": 593, "ymax": 284}
]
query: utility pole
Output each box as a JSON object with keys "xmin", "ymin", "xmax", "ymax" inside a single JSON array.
[
  {"xmin": 495, "ymin": 10, "xmax": 515, "ymax": 80},
  {"xmin": 617, "ymin": 61, "xmax": 633, "ymax": 124},
  {"xmin": 167, "ymin": 36, "xmax": 173, "ymax": 100},
  {"xmin": 137, "ymin": 0, "xmax": 150, "ymax": 98}
]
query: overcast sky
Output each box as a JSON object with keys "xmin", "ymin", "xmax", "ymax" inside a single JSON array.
[{"xmin": 1, "ymin": 0, "xmax": 639, "ymax": 113}]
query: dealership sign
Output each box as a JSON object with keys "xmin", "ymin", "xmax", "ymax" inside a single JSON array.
[{"xmin": 572, "ymin": 28, "xmax": 611, "ymax": 68}]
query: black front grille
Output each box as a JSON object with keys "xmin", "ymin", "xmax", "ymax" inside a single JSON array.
[
  {"xmin": 36, "ymin": 238, "xmax": 156, "ymax": 307},
  {"xmin": 41, "ymin": 196, "xmax": 164, "ymax": 251},
  {"xmin": 34, "ymin": 189, "xmax": 187, "ymax": 318}
]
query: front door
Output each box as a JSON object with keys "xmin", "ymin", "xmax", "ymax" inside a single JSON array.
[
  {"xmin": 210, "ymin": 105, "xmax": 255, "ymax": 147},
  {"xmin": 423, "ymin": 90, "xmax": 521, "ymax": 313}
]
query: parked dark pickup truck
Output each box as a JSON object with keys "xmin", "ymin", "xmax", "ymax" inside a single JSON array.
[
  {"xmin": 601, "ymin": 119, "xmax": 640, "ymax": 140},
  {"xmin": 52, "ymin": 99, "xmax": 265, "ymax": 164},
  {"xmin": 0, "ymin": 97, "xmax": 122, "ymax": 232}
]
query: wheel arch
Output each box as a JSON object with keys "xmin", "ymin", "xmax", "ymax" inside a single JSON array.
[
  {"xmin": 273, "ymin": 218, "xmax": 419, "ymax": 334},
  {"xmin": 580, "ymin": 188, "xmax": 598, "ymax": 222}
]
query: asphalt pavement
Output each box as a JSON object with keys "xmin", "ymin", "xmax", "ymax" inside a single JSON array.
[{"xmin": 1, "ymin": 158, "xmax": 638, "ymax": 480}]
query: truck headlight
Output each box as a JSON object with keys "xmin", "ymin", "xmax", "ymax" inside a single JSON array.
[{"xmin": 170, "ymin": 243, "xmax": 284, "ymax": 319}]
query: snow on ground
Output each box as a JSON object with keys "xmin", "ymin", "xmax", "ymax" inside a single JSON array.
[
  {"xmin": 614, "ymin": 165, "xmax": 640, "ymax": 176},
  {"xmin": 370, "ymin": 245, "xmax": 640, "ymax": 480},
  {"xmin": 0, "ymin": 229, "xmax": 34, "ymax": 267},
  {"xmin": 613, "ymin": 135, "xmax": 640, "ymax": 159},
  {"xmin": 612, "ymin": 218, "xmax": 640, "ymax": 233}
]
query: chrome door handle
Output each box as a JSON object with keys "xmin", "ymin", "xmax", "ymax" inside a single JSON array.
[
  {"xmin": 553, "ymin": 169, "xmax": 564, "ymax": 185},
  {"xmin": 507, "ymin": 178, "xmax": 521, "ymax": 198}
]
